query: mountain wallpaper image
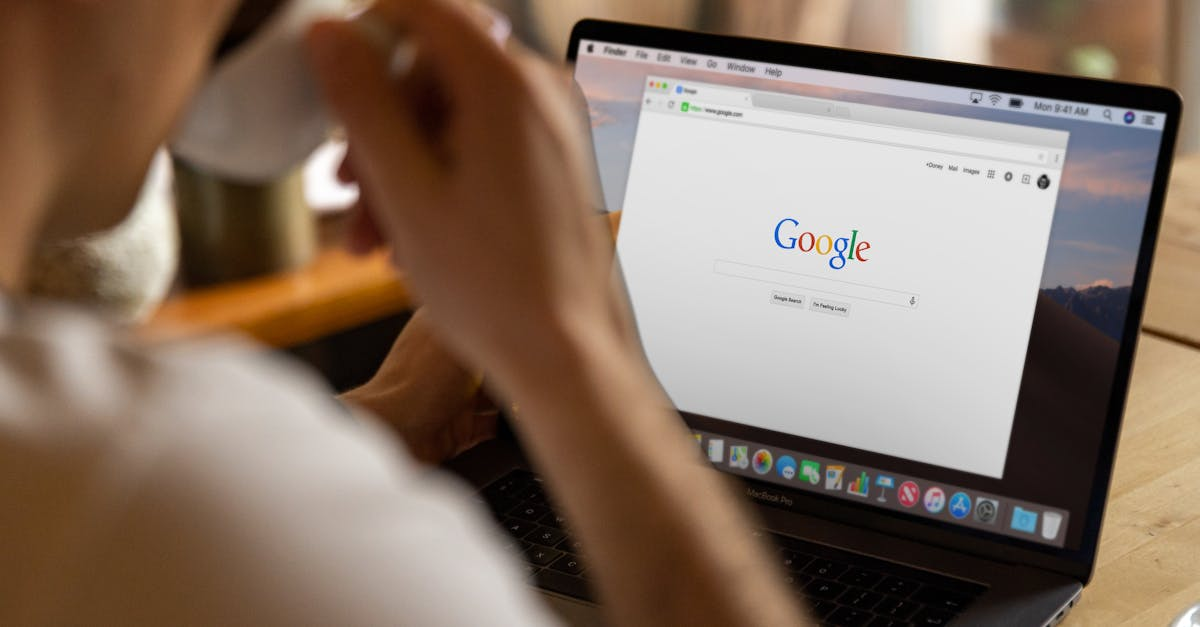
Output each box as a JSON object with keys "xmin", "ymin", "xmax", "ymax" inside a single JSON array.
[{"xmin": 1041, "ymin": 285, "xmax": 1132, "ymax": 341}]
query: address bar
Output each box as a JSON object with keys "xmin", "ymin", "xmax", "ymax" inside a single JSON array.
[
  {"xmin": 681, "ymin": 101, "xmax": 1049, "ymax": 166},
  {"xmin": 713, "ymin": 259, "xmax": 920, "ymax": 309}
]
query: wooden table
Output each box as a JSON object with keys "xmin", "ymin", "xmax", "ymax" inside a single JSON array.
[
  {"xmin": 1143, "ymin": 156, "xmax": 1200, "ymax": 350},
  {"xmin": 1068, "ymin": 333, "xmax": 1200, "ymax": 625},
  {"xmin": 143, "ymin": 155, "xmax": 1200, "ymax": 625}
]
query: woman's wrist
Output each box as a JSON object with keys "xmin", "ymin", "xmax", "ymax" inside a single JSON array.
[{"xmin": 494, "ymin": 307, "xmax": 653, "ymax": 424}]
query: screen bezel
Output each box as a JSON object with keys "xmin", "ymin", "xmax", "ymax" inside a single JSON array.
[{"xmin": 567, "ymin": 18, "xmax": 1181, "ymax": 583}]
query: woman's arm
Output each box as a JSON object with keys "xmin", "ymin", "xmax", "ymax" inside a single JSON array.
[{"xmin": 306, "ymin": 2, "xmax": 809, "ymax": 624}]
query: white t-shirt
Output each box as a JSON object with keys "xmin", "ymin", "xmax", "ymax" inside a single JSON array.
[{"xmin": 0, "ymin": 301, "xmax": 557, "ymax": 626}]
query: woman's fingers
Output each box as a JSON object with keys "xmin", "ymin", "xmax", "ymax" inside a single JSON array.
[{"xmin": 306, "ymin": 19, "xmax": 439, "ymax": 204}]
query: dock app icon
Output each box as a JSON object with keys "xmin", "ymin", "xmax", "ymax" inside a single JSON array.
[
  {"xmin": 1042, "ymin": 511, "xmax": 1064, "ymax": 540},
  {"xmin": 825, "ymin": 465, "xmax": 845, "ymax": 490},
  {"xmin": 729, "ymin": 446, "xmax": 749, "ymax": 470},
  {"xmin": 706, "ymin": 439, "xmax": 724, "ymax": 464},
  {"xmin": 800, "ymin": 460, "xmax": 821, "ymax": 485},
  {"xmin": 1011, "ymin": 506, "xmax": 1039, "ymax": 534}
]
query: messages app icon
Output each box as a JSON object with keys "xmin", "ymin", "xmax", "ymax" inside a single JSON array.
[{"xmin": 800, "ymin": 460, "xmax": 821, "ymax": 485}]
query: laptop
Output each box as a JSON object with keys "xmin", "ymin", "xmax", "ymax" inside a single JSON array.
[{"xmin": 447, "ymin": 19, "xmax": 1182, "ymax": 626}]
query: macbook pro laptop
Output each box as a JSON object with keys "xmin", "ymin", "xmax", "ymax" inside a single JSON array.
[{"xmin": 448, "ymin": 19, "xmax": 1182, "ymax": 626}]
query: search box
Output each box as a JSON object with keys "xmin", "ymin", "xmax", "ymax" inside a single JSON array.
[{"xmin": 714, "ymin": 259, "xmax": 920, "ymax": 309}]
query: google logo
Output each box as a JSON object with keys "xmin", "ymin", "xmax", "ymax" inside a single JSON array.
[{"xmin": 773, "ymin": 218, "xmax": 871, "ymax": 270}]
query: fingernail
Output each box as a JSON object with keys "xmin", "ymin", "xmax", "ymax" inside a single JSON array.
[
  {"xmin": 467, "ymin": 3, "xmax": 512, "ymax": 46},
  {"xmin": 478, "ymin": 5, "xmax": 512, "ymax": 46}
]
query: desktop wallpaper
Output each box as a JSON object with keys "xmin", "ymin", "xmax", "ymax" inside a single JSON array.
[{"xmin": 575, "ymin": 55, "xmax": 1165, "ymax": 342}]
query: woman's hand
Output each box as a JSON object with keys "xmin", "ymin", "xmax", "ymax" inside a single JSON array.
[
  {"xmin": 340, "ymin": 309, "xmax": 498, "ymax": 465},
  {"xmin": 306, "ymin": 0, "xmax": 619, "ymax": 393}
]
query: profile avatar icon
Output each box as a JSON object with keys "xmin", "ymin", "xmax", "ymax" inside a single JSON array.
[{"xmin": 1037, "ymin": 174, "xmax": 1051, "ymax": 190}]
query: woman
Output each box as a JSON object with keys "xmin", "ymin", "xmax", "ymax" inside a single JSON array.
[{"xmin": 0, "ymin": 0, "xmax": 804, "ymax": 624}]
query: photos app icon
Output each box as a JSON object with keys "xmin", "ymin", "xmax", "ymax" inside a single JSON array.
[{"xmin": 751, "ymin": 449, "xmax": 773, "ymax": 475}]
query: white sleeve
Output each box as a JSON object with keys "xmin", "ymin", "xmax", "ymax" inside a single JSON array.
[{"xmin": 0, "ymin": 309, "xmax": 559, "ymax": 627}]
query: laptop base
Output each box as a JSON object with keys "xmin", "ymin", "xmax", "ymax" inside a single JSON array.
[{"xmin": 447, "ymin": 438, "xmax": 1081, "ymax": 626}]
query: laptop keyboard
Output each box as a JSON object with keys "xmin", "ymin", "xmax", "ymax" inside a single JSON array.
[{"xmin": 477, "ymin": 469, "xmax": 986, "ymax": 626}]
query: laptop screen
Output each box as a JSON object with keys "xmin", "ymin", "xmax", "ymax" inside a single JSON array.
[{"xmin": 572, "ymin": 34, "xmax": 1169, "ymax": 551}]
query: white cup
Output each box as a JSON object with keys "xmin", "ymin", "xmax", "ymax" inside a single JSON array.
[{"xmin": 172, "ymin": 0, "xmax": 347, "ymax": 183}]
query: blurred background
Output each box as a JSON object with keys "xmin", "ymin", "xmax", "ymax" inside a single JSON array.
[{"xmin": 482, "ymin": 0, "xmax": 1198, "ymax": 154}]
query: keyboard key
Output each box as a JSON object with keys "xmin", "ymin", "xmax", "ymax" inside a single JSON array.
[
  {"xmin": 501, "ymin": 518, "xmax": 537, "ymax": 539},
  {"xmin": 780, "ymin": 549, "xmax": 813, "ymax": 571},
  {"xmin": 803, "ymin": 558, "xmax": 848, "ymax": 579},
  {"xmin": 514, "ymin": 486, "xmax": 546, "ymax": 504},
  {"xmin": 912, "ymin": 607, "xmax": 954, "ymax": 626},
  {"xmin": 485, "ymin": 496, "xmax": 517, "ymax": 518},
  {"xmin": 535, "ymin": 569, "xmax": 594, "ymax": 602},
  {"xmin": 525, "ymin": 525, "xmax": 567, "ymax": 548},
  {"xmin": 782, "ymin": 572, "xmax": 811, "ymax": 589},
  {"xmin": 539, "ymin": 511, "xmax": 569, "ymax": 529},
  {"xmin": 874, "ymin": 596, "xmax": 920, "ymax": 620},
  {"xmin": 839, "ymin": 587, "xmax": 882, "ymax": 610},
  {"xmin": 550, "ymin": 553, "xmax": 585, "ymax": 576},
  {"xmin": 803, "ymin": 578, "xmax": 847, "ymax": 600},
  {"xmin": 912, "ymin": 586, "xmax": 972, "ymax": 613},
  {"xmin": 510, "ymin": 503, "xmax": 550, "ymax": 522},
  {"xmin": 524, "ymin": 545, "xmax": 563, "ymax": 567},
  {"xmin": 804, "ymin": 599, "xmax": 838, "ymax": 619},
  {"xmin": 840, "ymin": 567, "xmax": 885, "ymax": 588},
  {"xmin": 826, "ymin": 606, "xmax": 874, "ymax": 626},
  {"xmin": 500, "ymin": 535, "xmax": 530, "ymax": 552},
  {"xmin": 875, "ymin": 576, "xmax": 921, "ymax": 598},
  {"xmin": 557, "ymin": 535, "xmax": 584, "ymax": 552},
  {"xmin": 483, "ymin": 473, "xmax": 531, "ymax": 500},
  {"xmin": 867, "ymin": 618, "xmax": 914, "ymax": 627}
]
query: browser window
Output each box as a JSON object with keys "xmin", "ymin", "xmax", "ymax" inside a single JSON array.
[
  {"xmin": 575, "ymin": 36, "xmax": 1170, "ymax": 550},
  {"xmin": 618, "ymin": 77, "xmax": 1068, "ymax": 478}
]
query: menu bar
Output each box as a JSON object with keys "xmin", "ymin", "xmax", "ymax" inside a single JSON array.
[
  {"xmin": 692, "ymin": 430, "xmax": 1069, "ymax": 547},
  {"xmin": 580, "ymin": 39, "xmax": 1166, "ymax": 131}
]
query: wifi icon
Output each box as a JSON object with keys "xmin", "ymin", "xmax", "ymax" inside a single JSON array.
[{"xmin": 988, "ymin": 94, "xmax": 1002, "ymax": 106}]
